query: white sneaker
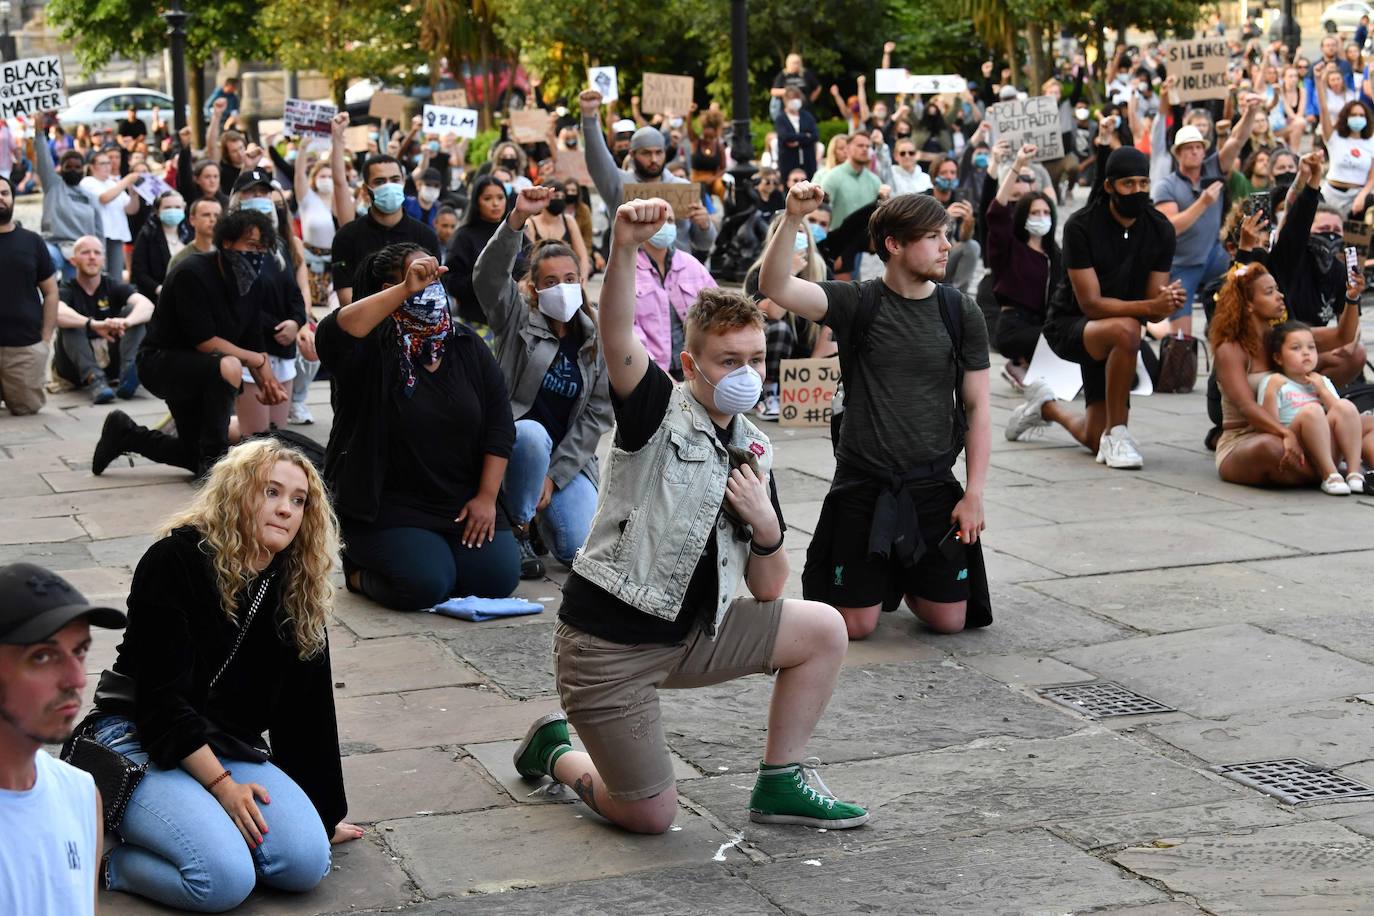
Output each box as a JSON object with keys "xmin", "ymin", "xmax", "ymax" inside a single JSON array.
[
  {"xmin": 1322, "ymin": 472, "xmax": 1352, "ymax": 495},
  {"xmin": 1100, "ymin": 425, "xmax": 1143, "ymax": 469},
  {"xmin": 288, "ymin": 402, "xmax": 314, "ymax": 425},
  {"xmin": 1005, "ymin": 380, "xmax": 1055, "ymax": 442},
  {"xmin": 1347, "ymin": 473, "xmax": 1365, "ymax": 494},
  {"xmin": 758, "ymin": 394, "xmax": 780, "ymax": 421}
]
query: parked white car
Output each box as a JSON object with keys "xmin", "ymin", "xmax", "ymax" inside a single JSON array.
[
  {"xmin": 1321, "ymin": 0, "xmax": 1374, "ymax": 35},
  {"xmin": 56, "ymin": 87, "xmax": 176, "ymax": 131}
]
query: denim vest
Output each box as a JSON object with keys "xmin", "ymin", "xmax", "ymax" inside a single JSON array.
[{"xmin": 572, "ymin": 381, "xmax": 773, "ymax": 637}]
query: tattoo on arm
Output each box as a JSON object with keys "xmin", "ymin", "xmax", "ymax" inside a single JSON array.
[{"xmin": 571, "ymin": 773, "xmax": 604, "ymax": 816}]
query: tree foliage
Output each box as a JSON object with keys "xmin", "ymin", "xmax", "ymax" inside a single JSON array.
[{"xmin": 46, "ymin": 0, "xmax": 268, "ymax": 73}]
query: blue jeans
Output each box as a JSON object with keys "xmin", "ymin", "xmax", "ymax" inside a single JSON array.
[
  {"xmin": 292, "ymin": 355, "xmax": 319, "ymax": 406},
  {"xmin": 45, "ymin": 241, "xmax": 78, "ymax": 282},
  {"xmin": 89, "ymin": 715, "xmax": 331, "ymax": 913},
  {"xmin": 504, "ymin": 419, "xmax": 600, "ymax": 566},
  {"xmin": 341, "ymin": 519, "xmax": 520, "ymax": 610},
  {"xmin": 1168, "ymin": 242, "xmax": 1230, "ymax": 321}
]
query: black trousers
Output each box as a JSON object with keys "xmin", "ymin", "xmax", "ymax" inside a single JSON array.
[{"xmin": 128, "ymin": 348, "xmax": 236, "ymax": 473}]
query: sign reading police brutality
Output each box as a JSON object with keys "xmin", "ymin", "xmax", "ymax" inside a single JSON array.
[
  {"xmin": 1166, "ymin": 39, "xmax": 1230, "ymax": 102},
  {"xmin": 641, "ymin": 73, "xmax": 693, "ymax": 115},
  {"xmin": 0, "ymin": 56, "xmax": 66, "ymax": 119},
  {"xmin": 779, "ymin": 358, "xmax": 841, "ymax": 427},
  {"xmin": 422, "ymin": 104, "xmax": 479, "ymax": 138},
  {"xmin": 989, "ymin": 96, "xmax": 1063, "ymax": 161},
  {"xmin": 623, "ymin": 181, "xmax": 699, "ymax": 219},
  {"xmin": 282, "ymin": 98, "xmax": 336, "ymax": 139}
]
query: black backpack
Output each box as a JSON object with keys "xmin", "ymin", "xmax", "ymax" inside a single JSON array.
[{"xmin": 832, "ymin": 279, "xmax": 967, "ymax": 462}]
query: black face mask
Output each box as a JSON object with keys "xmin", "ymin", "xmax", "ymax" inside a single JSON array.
[
  {"xmin": 546, "ymin": 197, "xmax": 566, "ymax": 216},
  {"xmin": 499, "ymin": 158, "xmax": 519, "ymax": 170},
  {"xmin": 564, "ymin": 193, "xmax": 579, "ymax": 205},
  {"xmin": 1309, "ymin": 230, "xmax": 1344, "ymax": 269},
  {"xmin": 1110, "ymin": 189, "xmax": 1150, "ymax": 219},
  {"xmin": 1272, "ymin": 171, "xmax": 1296, "ymax": 193},
  {"xmin": 61, "ymin": 169, "xmax": 83, "ymax": 187}
]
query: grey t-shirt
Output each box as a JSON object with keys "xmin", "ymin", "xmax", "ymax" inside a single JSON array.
[
  {"xmin": 820, "ymin": 279, "xmax": 990, "ymax": 470},
  {"xmin": 1151, "ymin": 152, "xmax": 1225, "ymax": 268}
]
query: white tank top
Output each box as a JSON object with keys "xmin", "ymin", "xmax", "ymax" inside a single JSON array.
[
  {"xmin": 0, "ymin": 751, "xmax": 98, "ymax": 916},
  {"xmin": 1325, "ymin": 132, "xmax": 1374, "ymax": 186},
  {"xmin": 298, "ymin": 189, "xmax": 337, "ymax": 250}
]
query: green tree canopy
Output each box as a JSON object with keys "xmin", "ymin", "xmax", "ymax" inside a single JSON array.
[{"xmin": 46, "ymin": 0, "xmax": 268, "ymax": 72}]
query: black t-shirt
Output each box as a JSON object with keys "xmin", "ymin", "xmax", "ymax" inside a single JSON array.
[
  {"xmin": 59, "ymin": 275, "xmax": 135, "ymax": 322},
  {"xmin": 330, "ymin": 213, "xmax": 441, "ymax": 294},
  {"xmin": 117, "ymin": 118, "xmax": 147, "ymax": 140},
  {"xmin": 558, "ymin": 363, "xmax": 784, "ymax": 645},
  {"xmin": 141, "ymin": 250, "xmax": 263, "ymax": 353},
  {"xmin": 376, "ymin": 346, "xmax": 499, "ymax": 532},
  {"xmin": 773, "ymin": 69, "xmax": 821, "ymax": 108},
  {"xmin": 520, "ymin": 323, "xmax": 584, "ymax": 447},
  {"xmin": 1048, "ymin": 200, "xmax": 1176, "ymax": 324},
  {"xmin": 0, "ymin": 226, "xmax": 55, "ymax": 347}
]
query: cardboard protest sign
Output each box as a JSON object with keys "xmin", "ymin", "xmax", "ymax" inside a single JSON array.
[
  {"xmin": 989, "ymin": 96, "xmax": 1064, "ymax": 161},
  {"xmin": 622, "ymin": 181, "xmax": 700, "ymax": 219},
  {"xmin": 344, "ymin": 125, "xmax": 373, "ymax": 153},
  {"xmin": 0, "ymin": 56, "xmax": 66, "ymax": 119},
  {"xmin": 641, "ymin": 73, "xmax": 693, "ymax": 115},
  {"xmin": 368, "ymin": 90, "xmax": 409, "ymax": 123},
  {"xmin": 282, "ymin": 98, "xmax": 336, "ymax": 138},
  {"xmin": 1344, "ymin": 218, "xmax": 1372, "ymax": 256},
  {"xmin": 1166, "ymin": 39, "xmax": 1230, "ymax": 103},
  {"xmin": 509, "ymin": 108, "xmax": 553, "ymax": 143},
  {"xmin": 588, "ymin": 66, "xmax": 618, "ymax": 102},
  {"xmin": 432, "ymin": 88, "xmax": 468, "ymax": 108},
  {"xmin": 778, "ymin": 358, "xmax": 841, "ymax": 427},
  {"xmin": 422, "ymin": 104, "xmax": 479, "ymax": 138},
  {"xmin": 132, "ymin": 174, "xmax": 173, "ymax": 206},
  {"xmin": 553, "ymin": 148, "xmax": 593, "ymax": 187}
]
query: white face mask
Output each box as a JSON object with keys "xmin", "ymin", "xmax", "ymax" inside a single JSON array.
[
  {"xmin": 786, "ymin": 98, "xmax": 802, "ymax": 113},
  {"xmin": 536, "ymin": 282, "xmax": 583, "ymax": 322},
  {"xmin": 315, "ymin": 179, "xmax": 332, "ymax": 195},
  {"xmin": 418, "ymin": 186, "xmax": 441, "ymax": 205},
  {"xmin": 1024, "ymin": 216, "xmax": 1053, "ymax": 238},
  {"xmin": 696, "ymin": 362, "xmax": 763, "ymax": 415}
]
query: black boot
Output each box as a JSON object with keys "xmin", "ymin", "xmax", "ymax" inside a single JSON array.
[
  {"xmin": 514, "ymin": 524, "xmax": 545, "ymax": 580},
  {"xmin": 91, "ymin": 410, "xmax": 137, "ymax": 475}
]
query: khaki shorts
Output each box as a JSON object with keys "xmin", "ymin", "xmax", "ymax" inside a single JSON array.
[
  {"xmin": 0, "ymin": 342, "xmax": 50, "ymax": 415},
  {"xmin": 553, "ymin": 597, "xmax": 784, "ymax": 802}
]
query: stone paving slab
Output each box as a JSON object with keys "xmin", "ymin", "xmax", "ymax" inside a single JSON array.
[
  {"xmin": 983, "ymin": 474, "xmax": 1242, "ymax": 524},
  {"xmin": 442, "ymin": 622, "xmax": 557, "ymax": 699},
  {"xmin": 465, "ymin": 736, "xmax": 701, "ymax": 806},
  {"xmin": 1146, "ymin": 698, "xmax": 1374, "ymax": 769},
  {"xmin": 1053, "ymin": 797, "xmax": 1302, "ymax": 849},
  {"xmin": 1055, "ymin": 625, "xmax": 1374, "ymax": 718},
  {"xmin": 1113, "ymin": 821, "xmax": 1374, "ymax": 913},
  {"xmin": 334, "ymin": 686, "xmax": 562, "ymax": 754},
  {"xmin": 332, "ymin": 635, "xmax": 484, "ymax": 697},
  {"xmin": 911, "ymin": 582, "xmax": 1137, "ymax": 655},
  {"xmin": 341, "ymin": 749, "xmax": 509, "ymax": 823},
  {"xmin": 659, "ymin": 660, "xmax": 1079, "ymax": 773},
  {"xmin": 680, "ymin": 731, "xmax": 1238, "ymax": 857},
  {"xmin": 745, "ymin": 828, "xmax": 1167, "ymax": 914}
]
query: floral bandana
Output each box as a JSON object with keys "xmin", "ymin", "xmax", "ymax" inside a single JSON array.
[{"xmin": 392, "ymin": 282, "xmax": 451, "ymax": 396}]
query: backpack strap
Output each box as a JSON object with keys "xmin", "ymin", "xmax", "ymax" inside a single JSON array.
[
  {"xmin": 836, "ymin": 279, "xmax": 884, "ymax": 406},
  {"xmin": 935, "ymin": 283, "xmax": 968, "ymax": 450}
]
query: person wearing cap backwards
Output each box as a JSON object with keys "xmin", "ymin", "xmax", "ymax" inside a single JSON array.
[
  {"xmin": 71, "ymin": 438, "xmax": 361, "ymax": 910},
  {"xmin": 402, "ymin": 167, "xmax": 446, "ymax": 228},
  {"xmin": 1005, "ymin": 145, "xmax": 1184, "ymax": 469},
  {"xmin": 329, "ymin": 154, "xmax": 440, "ymax": 307},
  {"xmin": 1151, "ymin": 94, "xmax": 1263, "ymax": 336},
  {"xmin": 578, "ymin": 89, "xmax": 717, "ymax": 255},
  {"xmin": 88, "ymin": 207, "xmax": 288, "ymax": 479},
  {"xmin": 0, "ymin": 564, "xmax": 125, "ymax": 915}
]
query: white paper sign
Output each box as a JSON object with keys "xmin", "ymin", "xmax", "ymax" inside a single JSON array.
[
  {"xmin": 875, "ymin": 68, "xmax": 913, "ymax": 94},
  {"xmin": 1025, "ymin": 335, "xmax": 1152, "ymax": 401},
  {"xmin": 421, "ymin": 104, "xmax": 479, "ymax": 138},
  {"xmin": 132, "ymin": 174, "xmax": 173, "ymax": 205},
  {"xmin": 282, "ymin": 98, "xmax": 337, "ymax": 138},
  {"xmin": 875, "ymin": 69, "xmax": 965, "ymax": 95},
  {"xmin": 0, "ymin": 55, "xmax": 66, "ymax": 119},
  {"xmin": 588, "ymin": 66, "xmax": 619, "ymax": 102}
]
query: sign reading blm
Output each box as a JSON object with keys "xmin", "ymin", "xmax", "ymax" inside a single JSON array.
[
  {"xmin": 1166, "ymin": 39, "xmax": 1230, "ymax": 102},
  {"xmin": 0, "ymin": 56, "xmax": 66, "ymax": 119},
  {"xmin": 422, "ymin": 104, "xmax": 479, "ymax": 138},
  {"xmin": 989, "ymin": 96, "xmax": 1064, "ymax": 161}
]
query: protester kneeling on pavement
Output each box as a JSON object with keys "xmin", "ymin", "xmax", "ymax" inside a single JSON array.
[{"xmin": 54, "ymin": 235, "xmax": 153, "ymax": 404}]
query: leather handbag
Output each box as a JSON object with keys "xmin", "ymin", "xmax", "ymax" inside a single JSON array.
[
  {"xmin": 60, "ymin": 716, "xmax": 146, "ymax": 834},
  {"xmin": 1157, "ymin": 333, "xmax": 1208, "ymax": 393}
]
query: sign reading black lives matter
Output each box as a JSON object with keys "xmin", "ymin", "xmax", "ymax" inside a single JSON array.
[
  {"xmin": 0, "ymin": 56, "xmax": 66, "ymax": 119},
  {"xmin": 989, "ymin": 96, "xmax": 1063, "ymax": 161},
  {"xmin": 1166, "ymin": 39, "xmax": 1229, "ymax": 102}
]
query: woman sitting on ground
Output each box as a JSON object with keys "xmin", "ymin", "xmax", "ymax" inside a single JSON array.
[
  {"xmin": 986, "ymin": 143, "xmax": 1062, "ymax": 391},
  {"xmin": 81, "ymin": 439, "xmax": 361, "ymax": 912},
  {"xmin": 475, "ymin": 185, "xmax": 614, "ymax": 578},
  {"xmin": 1210, "ymin": 261, "xmax": 1374, "ymax": 487},
  {"xmin": 316, "ymin": 242, "xmax": 520, "ymax": 610}
]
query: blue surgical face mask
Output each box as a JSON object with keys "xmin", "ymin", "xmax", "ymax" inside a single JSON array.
[
  {"xmin": 808, "ymin": 223, "xmax": 828, "ymax": 244},
  {"xmin": 502, "ymin": 181, "xmax": 513, "ymax": 196},
  {"xmin": 973, "ymin": 152, "xmax": 989, "ymax": 169},
  {"xmin": 285, "ymin": 150, "xmax": 298, "ymax": 163},
  {"xmin": 1350, "ymin": 116, "xmax": 1369, "ymax": 133},
  {"xmin": 648, "ymin": 221, "xmax": 677, "ymax": 250},
  {"xmin": 793, "ymin": 231, "xmax": 810, "ymax": 252},
  {"xmin": 935, "ymin": 176, "xmax": 957, "ymax": 191},
  {"xmin": 370, "ymin": 182, "xmax": 405, "ymax": 214},
  {"xmin": 427, "ymin": 140, "xmax": 440, "ymax": 153},
  {"xmin": 159, "ymin": 207, "xmax": 185, "ymax": 226},
  {"xmin": 240, "ymin": 197, "xmax": 275, "ymax": 215}
]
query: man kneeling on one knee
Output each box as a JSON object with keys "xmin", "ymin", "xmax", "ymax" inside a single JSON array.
[{"xmin": 513, "ymin": 197, "xmax": 869, "ymax": 835}]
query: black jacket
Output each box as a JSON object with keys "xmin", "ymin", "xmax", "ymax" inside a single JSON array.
[
  {"xmin": 315, "ymin": 310, "xmax": 515, "ymax": 522},
  {"xmin": 130, "ymin": 218, "xmax": 173, "ymax": 300},
  {"xmin": 96, "ymin": 527, "xmax": 347, "ymax": 836}
]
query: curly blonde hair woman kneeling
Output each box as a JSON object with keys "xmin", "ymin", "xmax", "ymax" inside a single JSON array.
[{"xmin": 74, "ymin": 439, "xmax": 362, "ymax": 912}]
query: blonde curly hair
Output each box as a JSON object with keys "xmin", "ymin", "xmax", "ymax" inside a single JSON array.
[{"xmin": 159, "ymin": 439, "xmax": 337, "ymax": 660}]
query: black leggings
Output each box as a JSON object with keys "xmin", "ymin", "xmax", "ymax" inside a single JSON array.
[
  {"xmin": 126, "ymin": 348, "xmax": 236, "ymax": 473},
  {"xmin": 993, "ymin": 306, "xmax": 1044, "ymax": 363}
]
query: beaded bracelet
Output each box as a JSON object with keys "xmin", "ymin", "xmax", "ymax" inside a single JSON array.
[{"xmin": 204, "ymin": 769, "xmax": 232, "ymax": 791}]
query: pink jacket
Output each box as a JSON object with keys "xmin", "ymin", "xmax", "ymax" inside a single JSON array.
[{"xmin": 633, "ymin": 247, "xmax": 717, "ymax": 369}]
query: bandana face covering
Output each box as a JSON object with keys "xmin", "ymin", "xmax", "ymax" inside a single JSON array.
[
  {"xmin": 223, "ymin": 249, "xmax": 266, "ymax": 296},
  {"xmin": 392, "ymin": 282, "xmax": 451, "ymax": 396}
]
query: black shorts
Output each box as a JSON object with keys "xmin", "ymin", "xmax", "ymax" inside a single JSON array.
[
  {"xmin": 802, "ymin": 473, "xmax": 970, "ymax": 610},
  {"xmin": 1043, "ymin": 315, "xmax": 1107, "ymax": 405}
]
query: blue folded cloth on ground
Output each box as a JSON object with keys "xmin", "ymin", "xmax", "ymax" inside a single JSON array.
[{"xmin": 428, "ymin": 596, "xmax": 545, "ymax": 622}]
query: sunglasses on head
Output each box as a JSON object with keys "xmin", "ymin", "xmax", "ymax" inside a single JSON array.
[{"xmin": 1016, "ymin": 174, "xmax": 1035, "ymax": 184}]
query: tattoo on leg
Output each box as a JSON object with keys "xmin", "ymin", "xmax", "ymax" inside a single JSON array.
[
  {"xmin": 571, "ymin": 773, "xmax": 603, "ymax": 815},
  {"xmin": 624, "ymin": 356, "xmax": 633, "ymax": 365}
]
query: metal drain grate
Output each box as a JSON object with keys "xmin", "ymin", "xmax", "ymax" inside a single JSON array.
[
  {"xmin": 1037, "ymin": 682, "xmax": 1176, "ymax": 718},
  {"xmin": 1213, "ymin": 758, "xmax": 1374, "ymax": 805}
]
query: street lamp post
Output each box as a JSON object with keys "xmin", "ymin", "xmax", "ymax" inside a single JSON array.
[
  {"xmin": 729, "ymin": 0, "xmax": 753, "ymax": 168},
  {"xmin": 164, "ymin": 0, "xmax": 189, "ymax": 131},
  {"xmin": 0, "ymin": 1, "xmax": 17, "ymax": 63},
  {"xmin": 1279, "ymin": 0, "xmax": 1300, "ymax": 59}
]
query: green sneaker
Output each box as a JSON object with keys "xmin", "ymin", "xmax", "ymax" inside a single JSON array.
[
  {"xmin": 749, "ymin": 758, "xmax": 870, "ymax": 829},
  {"xmin": 513, "ymin": 712, "xmax": 572, "ymax": 780}
]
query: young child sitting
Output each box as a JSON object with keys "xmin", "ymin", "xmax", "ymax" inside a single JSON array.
[{"xmin": 1259, "ymin": 321, "xmax": 1366, "ymax": 495}]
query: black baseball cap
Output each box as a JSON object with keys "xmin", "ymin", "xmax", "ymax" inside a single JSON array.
[
  {"xmin": 231, "ymin": 168, "xmax": 273, "ymax": 194},
  {"xmin": 0, "ymin": 563, "xmax": 125, "ymax": 645}
]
